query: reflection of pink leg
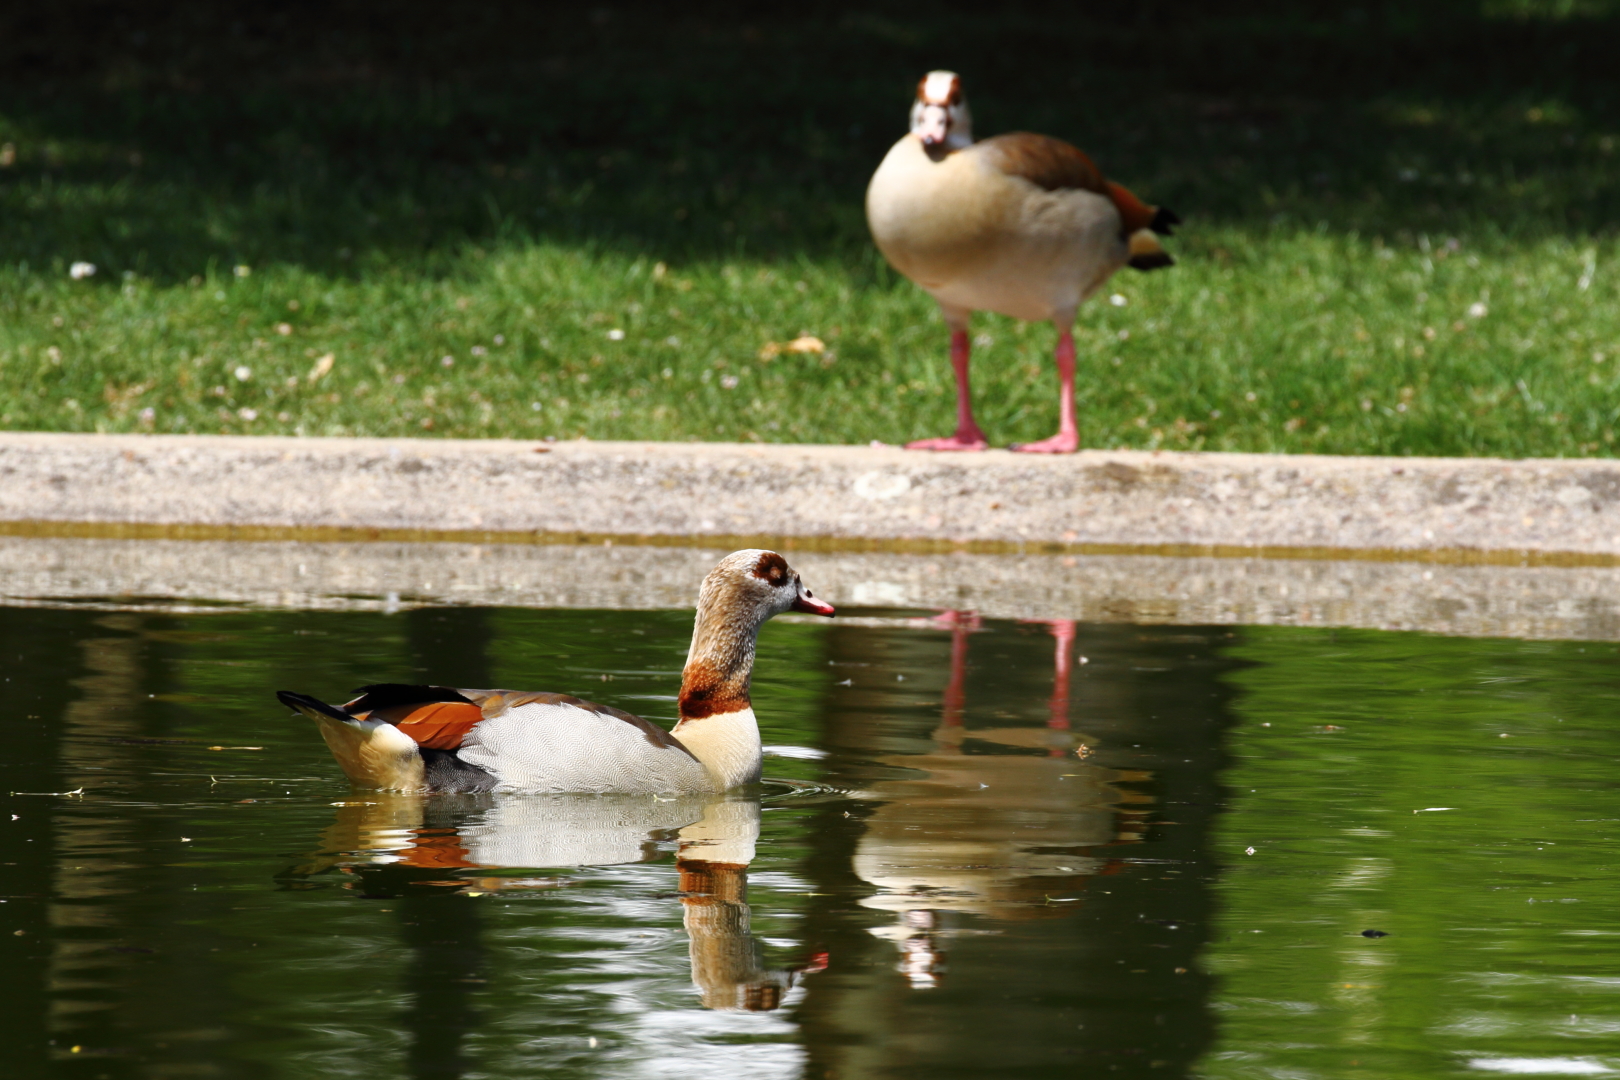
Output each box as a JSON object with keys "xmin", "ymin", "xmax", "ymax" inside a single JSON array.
[
  {"xmin": 1012, "ymin": 330, "xmax": 1080, "ymax": 454},
  {"xmin": 908, "ymin": 330, "xmax": 989, "ymax": 451},
  {"xmin": 942, "ymin": 618, "xmax": 971, "ymax": 731},
  {"xmin": 1021, "ymin": 618, "xmax": 1076, "ymax": 755},
  {"xmin": 1047, "ymin": 619, "xmax": 1075, "ymax": 739}
]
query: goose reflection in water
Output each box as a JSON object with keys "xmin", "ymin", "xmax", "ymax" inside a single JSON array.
[
  {"xmin": 290, "ymin": 791, "xmax": 819, "ymax": 1015},
  {"xmin": 850, "ymin": 614, "xmax": 1149, "ymax": 988}
]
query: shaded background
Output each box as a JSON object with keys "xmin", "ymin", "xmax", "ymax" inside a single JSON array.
[{"xmin": 2, "ymin": 0, "xmax": 1616, "ymax": 280}]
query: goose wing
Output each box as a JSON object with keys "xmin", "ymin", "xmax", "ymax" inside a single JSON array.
[{"xmin": 346, "ymin": 683, "xmax": 713, "ymax": 795}]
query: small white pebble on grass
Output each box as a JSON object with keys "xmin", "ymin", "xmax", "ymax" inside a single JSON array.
[
  {"xmin": 664, "ymin": 336, "xmax": 680, "ymax": 347},
  {"xmin": 720, "ymin": 374, "xmax": 740, "ymax": 389},
  {"xmin": 275, "ymin": 322, "xmax": 292, "ymax": 336},
  {"xmin": 471, "ymin": 345, "xmax": 487, "ymax": 356},
  {"xmin": 69, "ymin": 261, "xmax": 96, "ymax": 279},
  {"xmin": 493, "ymin": 334, "xmax": 505, "ymax": 345},
  {"xmin": 441, "ymin": 355, "xmax": 455, "ymax": 368},
  {"xmin": 973, "ymin": 333, "xmax": 994, "ymax": 347},
  {"xmin": 661, "ymin": 367, "xmax": 674, "ymax": 378},
  {"xmin": 1468, "ymin": 302, "xmax": 1488, "ymax": 318},
  {"xmin": 237, "ymin": 407, "xmax": 258, "ymax": 421},
  {"xmin": 1245, "ymin": 391, "xmax": 1257, "ymax": 402},
  {"xmin": 138, "ymin": 407, "xmax": 155, "ymax": 425},
  {"xmin": 233, "ymin": 365, "xmax": 252, "ymax": 382},
  {"xmin": 234, "ymin": 265, "xmax": 251, "ymax": 278},
  {"xmin": 1109, "ymin": 293, "xmax": 1127, "ymax": 307},
  {"xmin": 1244, "ymin": 846, "xmax": 1256, "ymax": 855},
  {"xmin": 531, "ymin": 402, "xmax": 541, "ymax": 411},
  {"xmin": 607, "ymin": 328, "xmax": 625, "ymax": 341}
]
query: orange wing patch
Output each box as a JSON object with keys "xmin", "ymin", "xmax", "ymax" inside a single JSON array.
[
  {"xmin": 1104, "ymin": 181, "xmax": 1158, "ymax": 237},
  {"xmin": 371, "ymin": 700, "xmax": 486, "ymax": 750}
]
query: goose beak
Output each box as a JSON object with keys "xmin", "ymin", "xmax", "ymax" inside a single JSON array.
[
  {"xmin": 792, "ymin": 593, "xmax": 835, "ymax": 617},
  {"xmin": 914, "ymin": 104, "xmax": 950, "ymax": 147}
]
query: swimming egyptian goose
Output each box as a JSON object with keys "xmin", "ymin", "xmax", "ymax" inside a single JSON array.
[
  {"xmin": 866, "ymin": 71, "xmax": 1179, "ymax": 453},
  {"xmin": 276, "ymin": 550, "xmax": 834, "ymax": 794}
]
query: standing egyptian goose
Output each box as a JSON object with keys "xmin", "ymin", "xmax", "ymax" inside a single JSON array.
[
  {"xmin": 866, "ymin": 71, "xmax": 1179, "ymax": 453},
  {"xmin": 276, "ymin": 550, "xmax": 834, "ymax": 794}
]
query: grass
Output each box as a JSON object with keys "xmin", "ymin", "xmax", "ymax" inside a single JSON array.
[{"xmin": 2, "ymin": 1, "xmax": 1620, "ymax": 455}]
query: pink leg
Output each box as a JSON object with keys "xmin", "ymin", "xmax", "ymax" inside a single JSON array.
[
  {"xmin": 1012, "ymin": 330, "xmax": 1080, "ymax": 454},
  {"xmin": 907, "ymin": 329, "xmax": 989, "ymax": 451}
]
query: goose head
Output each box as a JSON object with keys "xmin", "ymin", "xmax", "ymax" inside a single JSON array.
[
  {"xmin": 679, "ymin": 550, "xmax": 833, "ymax": 724},
  {"xmin": 909, "ymin": 70, "xmax": 974, "ymax": 151},
  {"xmin": 693, "ymin": 549, "xmax": 833, "ymax": 633}
]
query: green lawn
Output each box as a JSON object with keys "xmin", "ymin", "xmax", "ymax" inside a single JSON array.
[{"xmin": 2, "ymin": 2, "xmax": 1618, "ymax": 455}]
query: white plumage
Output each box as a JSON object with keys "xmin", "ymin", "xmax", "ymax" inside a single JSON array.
[{"xmin": 457, "ymin": 698, "xmax": 713, "ymax": 794}]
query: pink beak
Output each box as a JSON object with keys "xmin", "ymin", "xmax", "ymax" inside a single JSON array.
[{"xmin": 792, "ymin": 593, "xmax": 835, "ymax": 617}]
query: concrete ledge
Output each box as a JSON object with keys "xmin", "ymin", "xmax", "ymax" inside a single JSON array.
[
  {"xmin": 3, "ymin": 432, "xmax": 1620, "ymax": 556},
  {"xmin": 4, "ymin": 536, "xmax": 1618, "ymax": 641}
]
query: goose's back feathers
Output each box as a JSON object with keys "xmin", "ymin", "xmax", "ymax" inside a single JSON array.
[{"xmin": 980, "ymin": 132, "xmax": 1109, "ymax": 197}]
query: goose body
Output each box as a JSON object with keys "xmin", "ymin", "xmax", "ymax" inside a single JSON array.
[
  {"xmin": 866, "ymin": 71, "xmax": 1178, "ymax": 453},
  {"xmin": 277, "ymin": 550, "xmax": 834, "ymax": 794},
  {"xmin": 868, "ymin": 134, "xmax": 1130, "ymax": 325}
]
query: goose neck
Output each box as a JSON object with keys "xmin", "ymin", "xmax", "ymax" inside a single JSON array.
[{"xmin": 677, "ymin": 599, "xmax": 762, "ymax": 722}]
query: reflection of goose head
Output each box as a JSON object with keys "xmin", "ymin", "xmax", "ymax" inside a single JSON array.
[{"xmin": 298, "ymin": 792, "xmax": 815, "ymax": 1011}]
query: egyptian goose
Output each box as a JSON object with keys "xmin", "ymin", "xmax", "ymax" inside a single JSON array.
[
  {"xmin": 866, "ymin": 70, "xmax": 1179, "ymax": 453},
  {"xmin": 276, "ymin": 550, "xmax": 834, "ymax": 794}
]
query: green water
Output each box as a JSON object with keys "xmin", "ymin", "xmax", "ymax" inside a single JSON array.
[{"xmin": 1, "ymin": 604, "xmax": 1618, "ymax": 1079}]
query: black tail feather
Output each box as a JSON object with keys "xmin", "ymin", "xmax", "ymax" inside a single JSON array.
[
  {"xmin": 276, "ymin": 690, "xmax": 354, "ymax": 723},
  {"xmin": 1129, "ymin": 252, "xmax": 1176, "ymax": 272},
  {"xmin": 1150, "ymin": 207, "xmax": 1180, "ymax": 236},
  {"xmin": 348, "ymin": 683, "xmax": 475, "ymax": 712}
]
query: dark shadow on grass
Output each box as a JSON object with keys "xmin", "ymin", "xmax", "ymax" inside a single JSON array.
[{"xmin": 1, "ymin": 0, "xmax": 1618, "ymax": 284}]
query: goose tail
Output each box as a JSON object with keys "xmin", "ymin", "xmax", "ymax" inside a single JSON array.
[
  {"xmin": 1126, "ymin": 231, "xmax": 1175, "ymax": 272},
  {"xmin": 276, "ymin": 690, "xmax": 359, "ymax": 726}
]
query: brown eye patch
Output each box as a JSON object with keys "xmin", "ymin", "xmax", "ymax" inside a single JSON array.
[{"xmin": 751, "ymin": 551, "xmax": 790, "ymax": 585}]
